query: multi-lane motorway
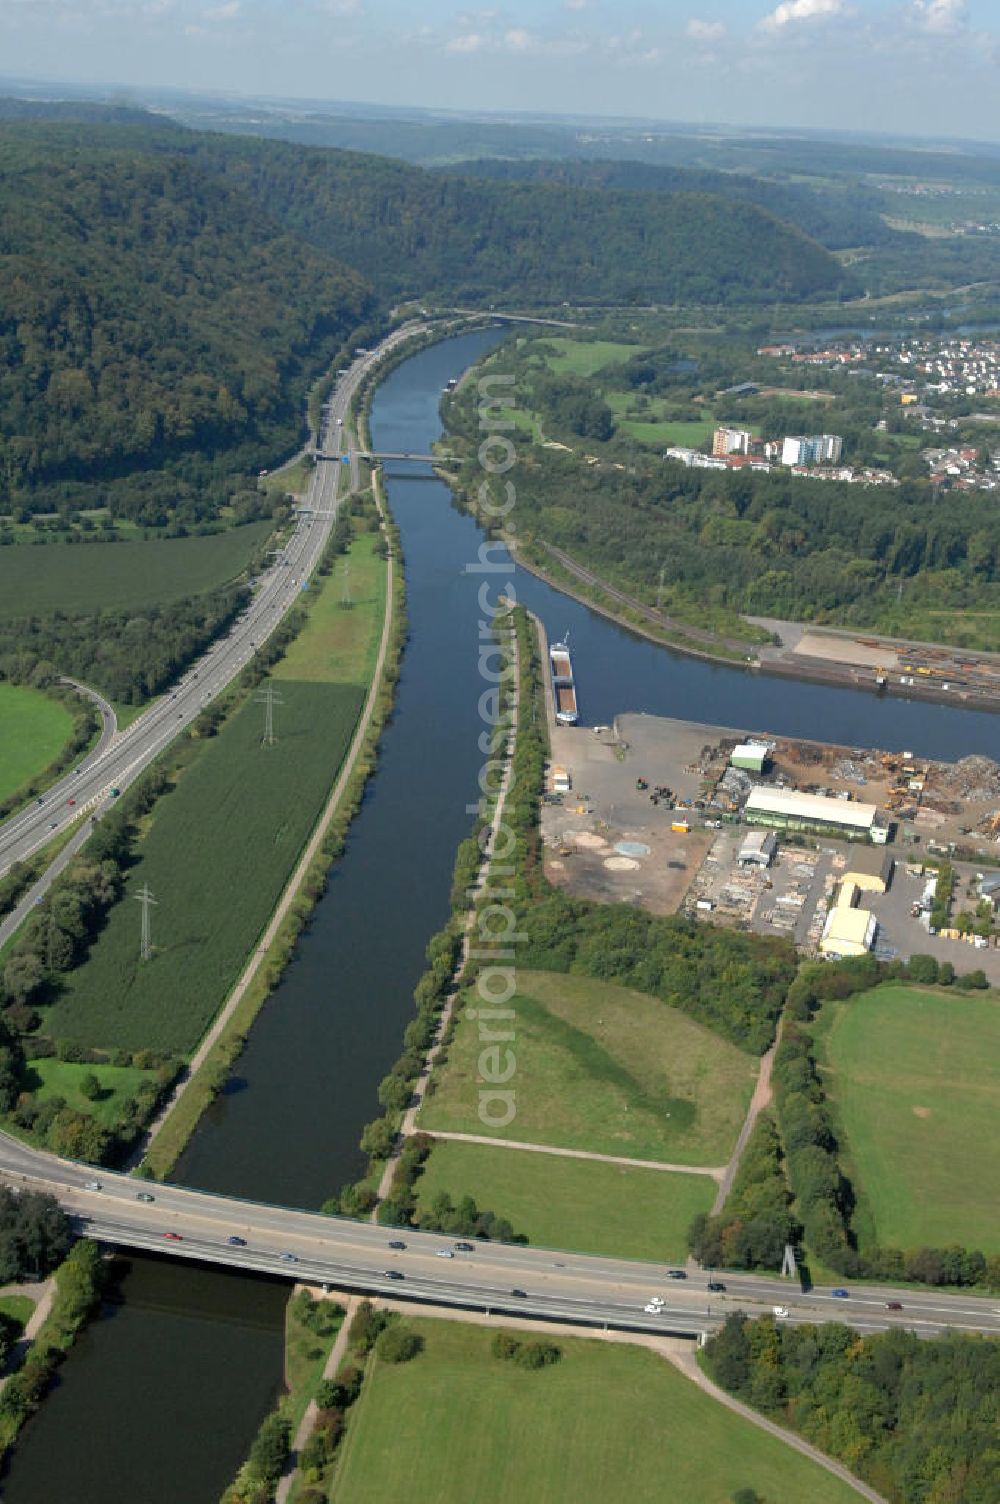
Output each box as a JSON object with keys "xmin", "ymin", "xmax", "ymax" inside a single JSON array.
[
  {"xmin": 2, "ymin": 1129, "xmax": 997, "ymax": 1343},
  {"xmin": 0, "ymin": 321, "xmax": 424, "ymax": 930}
]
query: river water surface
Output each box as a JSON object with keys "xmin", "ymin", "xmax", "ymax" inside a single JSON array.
[{"xmin": 4, "ymin": 326, "xmax": 997, "ymax": 1501}]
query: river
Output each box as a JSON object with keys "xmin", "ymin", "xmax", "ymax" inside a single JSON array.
[{"xmin": 4, "ymin": 325, "xmax": 997, "ymax": 1500}]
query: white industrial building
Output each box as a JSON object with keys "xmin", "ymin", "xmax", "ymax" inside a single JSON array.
[{"xmin": 744, "ymin": 787, "xmax": 887, "ymax": 844}]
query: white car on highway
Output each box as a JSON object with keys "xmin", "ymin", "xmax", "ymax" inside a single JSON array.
[
  {"xmin": 773, "ymin": 1306, "xmax": 790, "ymax": 1319},
  {"xmin": 643, "ymin": 1302, "xmax": 664, "ymax": 1314}
]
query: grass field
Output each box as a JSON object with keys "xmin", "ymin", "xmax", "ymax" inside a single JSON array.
[
  {"xmin": 331, "ymin": 1318, "xmax": 860, "ymax": 1504},
  {"xmin": 0, "ymin": 521, "xmax": 273, "ymax": 619},
  {"xmin": 25, "ymin": 1058, "xmax": 157, "ymax": 1127},
  {"xmin": 274, "ymin": 536, "xmax": 384, "ymax": 686},
  {"xmin": 538, "ymin": 338, "xmax": 642, "ymax": 377},
  {"xmin": 421, "ymin": 971, "xmax": 754, "ymax": 1166},
  {"xmin": 0, "ymin": 684, "xmax": 74, "ymax": 803},
  {"xmin": 0, "ymin": 1296, "xmax": 34, "ymax": 1331},
  {"xmin": 821, "ymin": 984, "xmax": 1000, "ymax": 1252},
  {"xmin": 43, "ymin": 533, "xmax": 386, "ymax": 1055},
  {"xmin": 413, "ymin": 1140, "xmax": 714, "ymax": 1262}
]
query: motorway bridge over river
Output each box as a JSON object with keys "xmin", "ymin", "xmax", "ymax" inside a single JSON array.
[{"xmin": 3, "ymin": 1131, "xmax": 999, "ymax": 1344}]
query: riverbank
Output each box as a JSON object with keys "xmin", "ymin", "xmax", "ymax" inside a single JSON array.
[{"xmin": 507, "ymin": 540, "xmax": 1000, "ymax": 716}]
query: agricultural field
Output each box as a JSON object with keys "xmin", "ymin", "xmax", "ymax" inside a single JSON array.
[
  {"xmin": 0, "ymin": 521, "xmax": 273, "ymax": 619},
  {"xmin": 820, "ymin": 984, "xmax": 1000, "ymax": 1252},
  {"xmin": 412, "ymin": 1140, "xmax": 715, "ymax": 1262},
  {"xmin": 331, "ymin": 1318, "xmax": 861, "ymax": 1504},
  {"xmin": 43, "ymin": 532, "xmax": 385, "ymax": 1055},
  {"xmin": 420, "ymin": 971, "xmax": 754, "ymax": 1166},
  {"xmin": 274, "ymin": 534, "xmax": 385, "ymax": 686},
  {"xmin": 0, "ymin": 684, "xmax": 74, "ymax": 803}
]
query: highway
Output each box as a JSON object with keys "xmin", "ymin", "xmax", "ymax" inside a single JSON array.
[
  {"xmin": 0, "ymin": 320, "xmax": 426, "ymax": 906},
  {"xmin": 2, "ymin": 1131, "xmax": 998, "ymax": 1343}
]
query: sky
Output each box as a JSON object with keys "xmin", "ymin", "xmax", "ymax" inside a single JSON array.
[{"xmin": 1, "ymin": 0, "xmax": 999, "ymax": 142}]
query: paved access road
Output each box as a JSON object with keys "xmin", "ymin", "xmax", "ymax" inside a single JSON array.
[
  {"xmin": 2, "ymin": 1130, "xmax": 997, "ymax": 1343},
  {"xmin": 0, "ymin": 321, "xmax": 426, "ymax": 916}
]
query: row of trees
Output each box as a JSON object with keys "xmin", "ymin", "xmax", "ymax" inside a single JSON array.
[{"xmin": 705, "ymin": 1314, "xmax": 1000, "ymax": 1503}]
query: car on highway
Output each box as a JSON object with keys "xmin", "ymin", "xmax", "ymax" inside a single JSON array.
[
  {"xmin": 136, "ymin": 1192, "xmax": 155, "ymax": 1203},
  {"xmin": 280, "ymin": 1252, "xmax": 298, "ymax": 1263},
  {"xmin": 163, "ymin": 1232, "xmax": 183, "ymax": 1241},
  {"xmin": 454, "ymin": 1242, "xmax": 475, "ymax": 1252},
  {"xmin": 84, "ymin": 1179, "xmax": 102, "ymax": 1191},
  {"xmin": 667, "ymin": 1269, "xmax": 687, "ymax": 1280},
  {"xmin": 831, "ymin": 1288, "xmax": 850, "ymax": 1298},
  {"xmin": 707, "ymin": 1280, "xmax": 726, "ymax": 1292},
  {"xmin": 886, "ymin": 1301, "xmax": 904, "ymax": 1311},
  {"xmin": 383, "ymin": 1270, "xmax": 404, "ymax": 1281},
  {"xmin": 227, "ymin": 1236, "xmax": 247, "ymax": 1247},
  {"xmin": 643, "ymin": 1302, "xmax": 664, "ymax": 1314},
  {"xmin": 435, "ymin": 1249, "xmax": 455, "ymax": 1259},
  {"xmin": 67, "ymin": 799, "xmax": 76, "ymax": 807},
  {"xmin": 388, "ymin": 1240, "xmax": 406, "ymax": 1250},
  {"xmin": 647, "ymin": 1295, "xmax": 665, "ymax": 1306},
  {"xmin": 510, "ymin": 1288, "xmax": 527, "ymax": 1298},
  {"xmin": 773, "ymin": 1306, "xmax": 790, "ymax": 1319}
]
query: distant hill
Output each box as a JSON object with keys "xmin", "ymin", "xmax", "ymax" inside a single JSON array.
[
  {"xmin": 178, "ymin": 135, "xmax": 856, "ymax": 307},
  {"xmin": 0, "ymin": 124, "xmax": 370, "ymax": 512},
  {"xmin": 439, "ymin": 155, "xmax": 905, "ymax": 252}
]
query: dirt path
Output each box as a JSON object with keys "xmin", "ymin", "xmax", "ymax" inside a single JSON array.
[
  {"xmin": 274, "ymin": 1293, "xmax": 359, "ymax": 1504},
  {"xmin": 710, "ymin": 1024, "xmax": 780, "ymax": 1216},
  {"xmin": 666, "ymin": 1346, "xmax": 888, "ymax": 1503},
  {"xmin": 140, "ymin": 461, "xmax": 397, "ymax": 1163},
  {"xmin": 374, "ymin": 624, "xmax": 520, "ymax": 1208},
  {"xmin": 424, "ymin": 1131, "xmax": 725, "ymax": 1181},
  {"xmin": 0, "ymin": 1277, "xmax": 56, "ymax": 1392},
  {"xmin": 297, "ymin": 1289, "xmax": 886, "ymax": 1504}
]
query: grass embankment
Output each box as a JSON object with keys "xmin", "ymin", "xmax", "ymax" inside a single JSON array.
[
  {"xmin": 0, "ymin": 683, "xmax": 75, "ymax": 804},
  {"xmin": 412, "ymin": 1140, "xmax": 714, "ymax": 1263},
  {"xmin": 0, "ymin": 1296, "xmax": 34, "ymax": 1330},
  {"xmin": 421, "ymin": 970, "xmax": 755, "ymax": 1167},
  {"xmin": 144, "ymin": 516, "xmax": 400, "ymax": 1178},
  {"xmin": 820, "ymin": 984, "xmax": 1000, "ymax": 1252},
  {"xmin": 0, "ymin": 521, "xmax": 274, "ymax": 618},
  {"xmin": 46, "ymin": 534, "xmax": 385, "ymax": 1057},
  {"xmin": 331, "ymin": 1318, "xmax": 860, "ymax": 1504}
]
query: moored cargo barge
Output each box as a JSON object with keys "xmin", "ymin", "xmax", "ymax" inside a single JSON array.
[{"xmin": 550, "ymin": 639, "xmax": 579, "ymax": 724}]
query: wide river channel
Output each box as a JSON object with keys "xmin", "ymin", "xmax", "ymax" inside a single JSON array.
[{"xmin": 4, "ymin": 327, "xmax": 998, "ymax": 1501}]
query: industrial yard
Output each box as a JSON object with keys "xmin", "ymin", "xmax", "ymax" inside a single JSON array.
[{"xmin": 539, "ymin": 710, "xmax": 1000, "ymax": 978}]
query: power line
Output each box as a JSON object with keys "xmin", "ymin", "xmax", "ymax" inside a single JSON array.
[
  {"xmin": 133, "ymin": 883, "xmax": 158, "ymax": 962},
  {"xmin": 256, "ymin": 682, "xmax": 284, "ymax": 747}
]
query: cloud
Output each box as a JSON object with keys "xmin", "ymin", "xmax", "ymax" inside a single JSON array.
[
  {"xmin": 446, "ymin": 31, "xmax": 484, "ymax": 52},
  {"xmin": 504, "ymin": 27, "xmax": 534, "ymax": 51},
  {"xmin": 564, "ymin": 0, "xmax": 588, "ymax": 8},
  {"xmin": 910, "ymin": 0, "xmax": 966, "ymax": 33},
  {"xmin": 204, "ymin": 0, "xmax": 239, "ymax": 18},
  {"xmin": 758, "ymin": 0, "xmax": 851, "ymax": 30},
  {"xmin": 686, "ymin": 18, "xmax": 725, "ymax": 42}
]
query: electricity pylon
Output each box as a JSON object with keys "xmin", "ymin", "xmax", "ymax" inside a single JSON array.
[
  {"xmin": 256, "ymin": 682, "xmax": 283, "ymax": 747},
  {"xmin": 134, "ymin": 883, "xmax": 158, "ymax": 962}
]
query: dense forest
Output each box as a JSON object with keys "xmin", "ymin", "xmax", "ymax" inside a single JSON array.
[
  {"xmin": 0, "ymin": 126, "xmax": 371, "ymax": 508},
  {"xmin": 176, "ymin": 133, "xmax": 854, "ymax": 308},
  {"xmin": 443, "ymin": 155, "xmax": 904, "ymax": 252},
  {"xmin": 706, "ymin": 1314, "xmax": 1000, "ymax": 1504}
]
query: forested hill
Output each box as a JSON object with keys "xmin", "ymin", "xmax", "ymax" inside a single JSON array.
[
  {"xmin": 440, "ymin": 154, "xmax": 905, "ymax": 253},
  {"xmin": 179, "ymin": 134, "xmax": 855, "ymax": 306},
  {"xmin": 0, "ymin": 125, "xmax": 371, "ymax": 499}
]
